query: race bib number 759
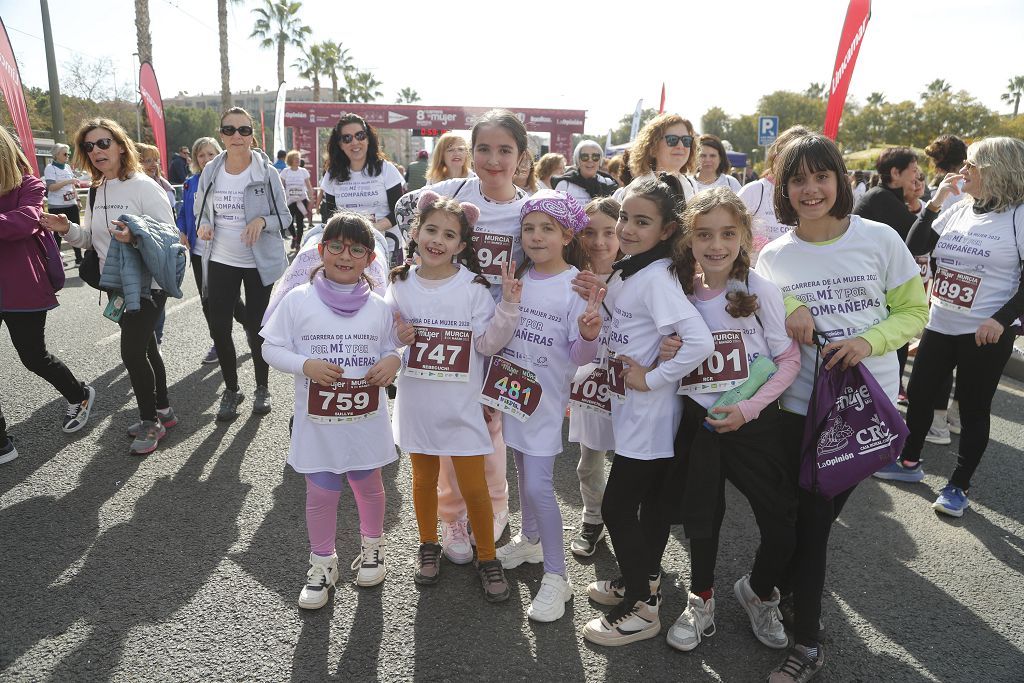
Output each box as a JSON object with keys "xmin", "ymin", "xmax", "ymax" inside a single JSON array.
[{"xmin": 306, "ymin": 377, "xmax": 379, "ymax": 424}]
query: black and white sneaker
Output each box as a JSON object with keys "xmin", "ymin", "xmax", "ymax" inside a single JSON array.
[
  {"xmin": 583, "ymin": 594, "xmax": 661, "ymax": 646},
  {"xmin": 0, "ymin": 437, "xmax": 18, "ymax": 465},
  {"xmin": 253, "ymin": 385, "xmax": 273, "ymax": 415},
  {"xmin": 571, "ymin": 522, "xmax": 606, "ymax": 557},
  {"xmin": 216, "ymin": 389, "xmax": 245, "ymax": 422},
  {"xmin": 62, "ymin": 385, "xmax": 96, "ymax": 433}
]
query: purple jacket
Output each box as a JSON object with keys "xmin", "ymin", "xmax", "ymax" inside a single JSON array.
[{"xmin": 0, "ymin": 174, "xmax": 58, "ymax": 312}]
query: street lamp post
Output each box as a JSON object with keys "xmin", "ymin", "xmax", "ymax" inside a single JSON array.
[{"xmin": 39, "ymin": 0, "xmax": 65, "ymax": 143}]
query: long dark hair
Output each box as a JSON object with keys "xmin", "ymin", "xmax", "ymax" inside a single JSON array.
[
  {"xmin": 625, "ymin": 173, "xmax": 689, "ymax": 287},
  {"xmin": 326, "ymin": 114, "xmax": 384, "ymax": 182},
  {"xmin": 389, "ymin": 198, "xmax": 488, "ymax": 286},
  {"xmin": 310, "ymin": 212, "xmax": 378, "ymax": 288}
]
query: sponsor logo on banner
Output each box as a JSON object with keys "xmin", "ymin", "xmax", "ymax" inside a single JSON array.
[
  {"xmin": 416, "ymin": 110, "xmax": 458, "ymax": 126},
  {"xmin": 388, "ymin": 111, "xmax": 408, "ymax": 124}
]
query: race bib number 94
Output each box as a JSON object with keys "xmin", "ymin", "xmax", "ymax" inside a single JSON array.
[
  {"xmin": 931, "ymin": 267, "xmax": 980, "ymax": 311},
  {"xmin": 678, "ymin": 330, "xmax": 749, "ymax": 394},
  {"xmin": 406, "ymin": 326, "xmax": 472, "ymax": 382},
  {"xmin": 307, "ymin": 377, "xmax": 380, "ymax": 424},
  {"xmin": 479, "ymin": 357, "xmax": 542, "ymax": 422},
  {"xmin": 471, "ymin": 231, "xmax": 514, "ymax": 284}
]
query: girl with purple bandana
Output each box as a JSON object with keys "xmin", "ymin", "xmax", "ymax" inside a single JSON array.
[{"xmin": 488, "ymin": 190, "xmax": 605, "ymax": 622}]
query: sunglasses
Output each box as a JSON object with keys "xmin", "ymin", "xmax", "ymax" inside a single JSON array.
[
  {"xmin": 663, "ymin": 134, "xmax": 694, "ymax": 148},
  {"xmin": 340, "ymin": 130, "xmax": 368, "ymax": 144},
  {"xmin": 579, "ymin": 153, "xmax": 602, "ymax": 162},
  {"xmin": 322, "ymin": 240, "xmax": 369, "ymax": 257},
  {"xmin": 82, "ymin": 138, "xmax": 114, "ymax": 153},
  {"xmin": 220, "ymin": 125, "xmax": 254, "ymax": 137}
]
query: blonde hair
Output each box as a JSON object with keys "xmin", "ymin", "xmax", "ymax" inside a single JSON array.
[
  {"xmin": 427, "ymin": 132, "xmax": 471, "ymax": 184},
  {"xmin": 0, "ymin": 127, "xmax": 33, "ymax": 194},
  {"xmin": 73, "ymin": 118, "xmax": 142, "ymax": 183},
  {"xmin": 190, "ymin": 137, "xmax": 222, "ymax": 173},
  {"xmin": 968, "ymin": 137, "xmax": 1024, "ymax": 213},
  {"xmin": 536, "ymin": 152, "xmax": 566, "ymax": 187},
  {"xmin": 285, "ymin": 149, "xmax": 301, "ymax": 165},
  {"xmin": 630, "ymin": 113, "xmax": 697, "ymax": 178}
]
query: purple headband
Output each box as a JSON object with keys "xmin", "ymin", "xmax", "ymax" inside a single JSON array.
[{"xmin": 520, "ymin": 189, "xmax": 590, "ymax": 234}]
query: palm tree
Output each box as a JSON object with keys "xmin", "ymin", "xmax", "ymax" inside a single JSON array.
[
  {"xmin": 866, "ymin": 92, "xmax": 886, "ymax": 107},
  {"xmin": 920, "ymin": 79, "xmax": 951, "ymax": 101},
  {"xmin": 804, "ymin": 82, "xmax": 827, "ymax": 100},
  {"xmin": 347, "ymin": 71, "xmax": 383, "ymax": 103},
  {"xmin": 250, "ymin": 0, "xmax": 311, "ymax": 86},
  {"xmin": 322, "ymin": 42, "xmax": 354, "ymax": 102},
  {"xmin": 135, "ymin": 0, "xmax": 152, "ymax": 63},
  {"xmin": 294, "ymin": 42, "xmax": 327, "ymax": 102},
  {"xmin": 1001, "ymin": 75, "xmax": 1024, "ymax": 117},
  {"xmin": 396, "ymin": 87, "xmax": 420, "ymax": 104},
  {"xmin": 217, "ymin": 0, "xmax": 245, "ymax": 112}
]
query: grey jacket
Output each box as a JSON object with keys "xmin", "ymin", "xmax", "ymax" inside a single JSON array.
[
  {"xmin": 194, "ymin": 149, "xmax": 290, "ymax": 292},
  {"xmin": 99, "ymin": 213, "xmax": 187, "ymax": 312}
]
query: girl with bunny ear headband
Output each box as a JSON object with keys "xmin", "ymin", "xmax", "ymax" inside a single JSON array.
[{"xmin": 391, "ymin": 192, "xmax": 488, "ymax": 286}]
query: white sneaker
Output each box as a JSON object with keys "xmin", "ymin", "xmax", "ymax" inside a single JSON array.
[
  {"xmin": 587, "ymin": 573, "xmax": 661, "ymax": 606},
  {"xmin": 583, "ymin": 595, "xmax": 661, "ymax": 646},
  {"xmin": 496, "ymin": 532, "xmax": 544, "ymax": 569},
  {"xmin": 734, "ymin": 574, "xmax": 788, "ymax": 649},
  {"xmin": 527, "ymin": 572, "xmax": 573, "ymax": 622},
  {"xmin": 666, "ymin": 592, "xmax": 716, "ymax": 651},
  {"xmin": 947, "ymin": 400, "xmax": 961, "ymax": 434},
  {"xmin": 441, "ymin": 518, "xmax": 473, "ymax": 565},
  {"xmin": 493, "ymin": 509, "xmax": 510, "ymax": 541},
  {"xmin": 298, "ymin": 552, "xmax": 338, "ymax": 609},
  {"xmin": 351, "ymin": 535, "xmax": 386, "ymax": 587},
  {"xmin": 925, "ymin": 425, "xmax": 952, "ymax": 445}
]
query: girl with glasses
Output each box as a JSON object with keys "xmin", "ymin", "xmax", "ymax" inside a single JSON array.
[
  {"xmin": 194, "ymin": 106, "xmax": 291, "ymax": 422},
  {"xmin": 616, "ymin": 113, "xmax": 699, "ymax": 203},
  {"xmin": 692, "ymin": 135, "xmax": 742, "ymax": 194},
  {"xmin": 553, "ymin": 140, "xmax": 618, "ymax": 206},
  {"xmin": 260, "ymin": 213, "xmax": 404, "ymax": 609},
  {"xmin": 426, "ymin": 133, "xmax": 472, "ymax": 185}
]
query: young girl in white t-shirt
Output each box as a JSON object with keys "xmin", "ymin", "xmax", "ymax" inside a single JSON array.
[
  {"xmin": 567, "ymin": 196, "xmax": 622, "ymax": 559},
  {"xmin": 581, "ymin": 174, "xmax": 714, "ymax": 648},
  {"xmin": 386, "ymin": 190, "xmax": 522, "ymax": 602},
  {"xmin": 656, "ymin": 187, "xmax": 801, "ymax": 654},
  {"xmin": 260, "ymin": 214, "xmax": 404, "ymax": 610},
  {"xmin": 489, "ymin": 190, "xmax": 605, "ymax": 623}
]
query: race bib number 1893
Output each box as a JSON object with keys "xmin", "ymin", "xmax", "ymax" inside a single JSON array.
[
  {"xmin": 931, "ymin": 267, "xmax": 980, "ymax": 311},
  {"xmin": 306, "ymin": 377, "xmax": 380, "ymax": 424},
  {"xmin": 479, "ymin": 357, "xmax": 542, "ymax": 422}
]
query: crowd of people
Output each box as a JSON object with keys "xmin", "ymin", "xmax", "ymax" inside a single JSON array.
[{"xmin": 1, "ymin": 103, "xmax": 1022, "ymax": 683}]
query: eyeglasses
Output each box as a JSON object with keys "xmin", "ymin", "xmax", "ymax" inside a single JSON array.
[
  {"xmin": 322, "ymin": 240, "xmax": 369, "ymax": 257},
  {"xmin": 82, "ymin": 138, "xmax": 113, "ymax": 153},
  {"xmin": 220, "ymin": 125, "xmax": 254, "ymax": 137},
  {"xmin": 579, "ymin": 153, "xmax": 602, "ymax": 162},
  {"xmin": 340, "ymin": 131, "xmax": 368, "ymax": 144},
  {"xmin": 663, "ymin": 134, "xmax": 694, "ymax": 148},
  {"xmin": 446, "ymin": 146, "xmax": 468, "ymax": 155}
]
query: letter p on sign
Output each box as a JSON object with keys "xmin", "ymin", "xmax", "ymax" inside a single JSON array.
[{"xmin": 758, "ymin": 116, "xmax": 779, "ymax": 146}]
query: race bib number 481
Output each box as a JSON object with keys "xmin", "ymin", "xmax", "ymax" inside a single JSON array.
[
  {"xmin": 405, "ymin": 326, "xmax": 472, "ymax": 382},
  {"xmin": 678, "ymin": 330, "xmax": 749, "ymax": 394},
  {"xmin": 931, "ymin": 267, "xmax": 980, "ymax": 311},
  {"xmin": 479, "ymin": 357, "xmax": 542, "ymax": 422},
  {"xmin": 471, "ymin": 231, "xmax": 514, "ymax": 285},
  {"xmin": 306, "ymin": 377, "xmax": 380, "ymax": 424}
]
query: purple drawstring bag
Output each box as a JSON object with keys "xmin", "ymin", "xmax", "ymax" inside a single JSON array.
[{"xmin": 800, "ymin": 340, "xmax": 910, "ymax": 499}]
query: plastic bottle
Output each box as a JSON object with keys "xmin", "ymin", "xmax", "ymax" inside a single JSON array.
[{"xmin": 704, "ymin": 355, "xmax": 778, "ymax": 427}]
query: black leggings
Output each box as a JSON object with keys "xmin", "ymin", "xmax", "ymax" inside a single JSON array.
[
  {"xmin": 289, "ymin": 201, "xmax": 308, "ymax": 245},
  {"xmin": 601, "ymin": 453, "xmax": 676, "ymax": 603},
  {"xmin": 686, "ymin": 406, "xmax": 797, "ymax": 601},
  {"xmin": 903, "ymin": 327, "xmax": 1015, "ymax": 489},
  {"xmin": 776, "ymin": 410, "xmax": 855, "ymax": 649},
  {"xmin": 0, "ymin": 310, "xmax": 87, "ymax": 441},
  {"xmin": 118, "ymin": 291, "xmax": 169, "ymax": 422},
  {"xmin": 190, "ymin": 254, "xmax": 246, "ymax": 335},
  {"xmin": 206, "ymin": 260, "xmax": 273, "ymax": 392},
  {"xmin": 49, "ymin": 204, "xmax": 83, "ymax": 261}
]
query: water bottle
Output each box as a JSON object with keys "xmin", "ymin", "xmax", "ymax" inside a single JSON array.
[{"xmin": 704, "ymin": 355, "xmax": 778, "ymax": 428}]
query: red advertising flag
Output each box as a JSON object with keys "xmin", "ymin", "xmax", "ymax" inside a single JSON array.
[
  {"xmin": 659, "ymin": 83, "xmax": 666, "ymax": 114},
  {"xmin": 138, "ymin": 61, "xmax": 168, "ymax": 176},
  {"xmin": 0, "ymin": 18, "xmax": 38, "ymax": 174},
  {"xmin": 823, "ymin": 0, "xmax": 871, "ymax": 140}
]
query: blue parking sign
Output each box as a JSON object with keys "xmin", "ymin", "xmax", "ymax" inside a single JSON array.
[{"xmin": 758, "ymin": 116, "xmax": 779, "ymax": 146}]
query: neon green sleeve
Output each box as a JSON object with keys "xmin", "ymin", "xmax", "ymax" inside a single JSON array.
[
  {"xmin": 784, "ymin": 295, "xmax": 806, "ymax": 316},
  {"xmin": 858, "ymin": 277, "xmax": 929, "ymax": 356}
]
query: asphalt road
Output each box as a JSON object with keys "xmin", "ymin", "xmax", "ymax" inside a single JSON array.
[{"xmin": 1, "ymin": 254, "xmax": 1023, "ymax": 682}]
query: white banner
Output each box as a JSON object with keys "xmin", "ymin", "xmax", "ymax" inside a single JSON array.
[
  {"xmin": 273, "ymin": 81, "xmax": 288, "ymax": 154},
  {"xmin": 629, "ymin": 99, "xmax": 643, "ymax": 142}
]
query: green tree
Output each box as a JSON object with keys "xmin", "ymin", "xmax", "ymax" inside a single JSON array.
[
  {"xmin": 866, "ymin": 92, "xmax": 886, "ymax": 106},
  {"xmin": 1000, "ymin": 75, "xmax": 1024, "ymax": 116},
  {"xmin": 700, "ymin": 106, "xmax": 731, "ymax": 138},
  {"xmin": 293, "ymin": 42, "xmax": 328, "ymax": 101},
  {"xmin": 250, "ymin": 0, "xmax": 311, "ymax": 86},
  {"xmin": 165, "ymin": 106, "xmax": 221, "ymax": 157},
  {"xmin": 610, "ymin": 107, "xmax": 657, "ymax": 145},
  {"xmin": 135, "ymin": 0, "xmax": 152, "ymax": 64},
  {"xmin": 347, "ymin": 71, "xmax": 383, "ymax": 103},
  {"xmin": 322, "ymin": 42, "xmax": 354, "ymax": 101},
  {"xmin": 920, "ymin": 79, "xmax": 951, "ymax": 101},
  {"xmin": 218, "ymin": 0, "xmax": 245, "ymax": 112},
  {"xmin": 756, "ymin": 90, "xmax": 827, "ymax": 134},
  {"xmin": 804, "ymin": 82, "xmax": 827, "ymax": 100},
  {"xmin": 396, "ymin": 87, "xmax": 420, "ymax": 103}
]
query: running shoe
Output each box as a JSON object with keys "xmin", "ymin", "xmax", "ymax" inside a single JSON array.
[
  {"xmin": 571, "ymin": 522, "xmax": 606, "ymax": 557},
  {"xmin": 583, "ymin": 594, "xmax": 660, "ymax": 646},
  {"xmin": 129, "ymin": 420, "xmax": 166, "ymax": 455},
  {"xmin": 666, "ymin": 592, "xmax": 716, "ymax": 652},
  {"xmin": 527, "ymin": 572, "xmax": 573, "ymax": 622},
  {"xmin": 0, "ymin": 437, "xmax": 18, "ymax": 465},
  {"xmin": 496, "ymin": 532, "xmax": 544, "ymax": 569},
  {"xmin": 253, "ymin": 385, "xmax": 273, "ymax": 415},
  {"xmin": 216, "ymin": 389, "xmax": 245, "ymax": 422},
  {"xmin": 202, "ymin": 346, "xmax": 219, "ymax": 364},
  {"xmin": 351, "ymin": 535, "xmax": 386, "ymax": 586},
  {"xmin": 933, "ymin": 484, "xmax": 969, "ymax": 517},
  {"xmin": 298, "ymin": 552, "xmax": 338, "ymax": 610},
  {"xmin": 127, "ymin": 407, "xmax": 178, "ymax": 438},
  {"xmin": 415, "ymin": 542, "xmax": 442, "ymax": 585},
  {"xmin": 734, "ymin": 574, "xmax": 788, "ymax": 649},
  {"xmin": 872, "ymin": 459, "xmax": 924, "ymax": 483},
  {"xmin": 62, "ymin": 385, "xmax": 96, "ymax": 433},
  {"xmin": 441, "ymin": 518, "xmax": 473, "ymax": 565},
  {"xmin": 476, "ymin": 558, "xmax": 510, "ymax": 603},
  {"xmin": 767, "ymin": 644, "xmax": 824, "ymax": 682}
]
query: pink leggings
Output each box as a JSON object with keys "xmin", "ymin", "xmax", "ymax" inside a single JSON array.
[{"xmin": 305, "ymin": 469, "xmax": 385, "ymax": 557}]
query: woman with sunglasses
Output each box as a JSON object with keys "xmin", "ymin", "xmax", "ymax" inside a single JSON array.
[
  {"xmin": 42, "ymin": 143, "xmax": 84, "ymax": 265},
  {"xmin": 39, "ymin": 118, "xmax": 176, "ymax": 455},
  {"xmin": 692, "ymin": 135, "xmax": 741, "ymax": 194},
  {"xmin": 553, "ymin": 140, "xmax": 617, "ymax": 206},
  {"xmin": 616, "ymin": 113, "xmax": 699, "ymax": 202},
  {"xmin": 194, "ymin": 107, "xmax": 290, "ymax": 421},
  {"xmin": 319, "ymin": 114, "xmax": 405, "ymax": 268}
]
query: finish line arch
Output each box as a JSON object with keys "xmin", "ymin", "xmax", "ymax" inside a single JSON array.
[{"xmin": 284, "ymin": 102, "xmax": 585, "ymax": 183}]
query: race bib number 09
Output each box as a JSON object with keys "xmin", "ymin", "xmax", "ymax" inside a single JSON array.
[
  {"xmin": 405, "ymin": 326, "xmax": 472, "ymax": 382},
  {"xmin": 931, "ymin": 267, "xmax": 980, "ymax": 311},
  {"xmin": 479, "ymin": 357, "xmax": 542, "ymax": 422},
  {"xmin": 306, "ymin": 377, "xmax": 380, "ymax": 424},
  {"xmin": 678, "ymin": 330, "xmax": 749, "ymax": 394},
  {"xmin": 471, "ymin": 231, "xmax": 514, "ymax": 284}
]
